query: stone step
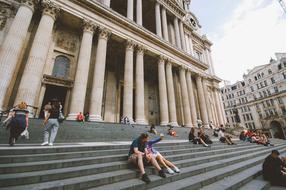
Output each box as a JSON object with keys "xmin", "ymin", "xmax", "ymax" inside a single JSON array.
[
  {"xmin": 148, "ymin": 147, "xmax": 286, "ymax": 190},
  {"xmin": 0, "ymin": 142, "xmax": 261, "ymax": 174},
  {"xmin": 2, "ymin": 144, "xmax": 283, "ymax": 190},
  {"xmin": 238, "ymin": 179, "xmax": 270, "ymax": 190},
  {"xmin": 0, "ymin": 142, "xmax": 248, "ymax": 164},
  {"xmin": 87, "ymin": 145, "xmax": 286, "ymax": 190},
  {"xmin": 0, "ymin": 143, "xmax": 272, "ymax": 187}
]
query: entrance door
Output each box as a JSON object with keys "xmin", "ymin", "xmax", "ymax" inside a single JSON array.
[
  {"xmin": 270, "ymin": 121, "xmax": 285, "ymax": 139},
  {"xmin": 40, "ymin": 85, "xmax": 67, "ymax": 118}
]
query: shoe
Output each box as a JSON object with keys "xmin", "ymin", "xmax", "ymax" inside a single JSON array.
[
  {"xmin": 141, "ymin": 173, "xmax": 151, "ymax": 183},
  {"xmin": 159, "ymin": 170, "xmax": 166, "ymax": 178},
  {"xmin": 204, "ymin": 144, "xmax": 209, "ymax": 147},
  {"xmin": 166, "ymin": 167, "xmax": 175, "ymax": 174},
  {"xmin": 172, "ymin": 166, "xmax": 180, "ymax": 173},
  {"xmin": 48, "ymin": 143, "xmax": 53, "ymax": 146},
  {"xmin": 41, "ymin": 142, "xmax": 49, "ymax": 146}
]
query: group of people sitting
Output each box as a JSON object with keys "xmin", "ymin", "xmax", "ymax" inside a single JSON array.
[
  {"xmin": 188, "ymin": 127, "xmax": 213, "ymax": 147},
  {"xmin": 240, "ymin": 129, "xmax": 272, "ymax": 146},
  {"xmin": 213, "ymin": 125, "xmax": 235, "ymax": 145},
  {"xmin": 128, "ymin": 133, "xmax": 180, "ymax": 183}
]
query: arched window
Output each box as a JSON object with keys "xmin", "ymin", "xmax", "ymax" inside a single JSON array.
[
  {"xmin": 268, "ymin": 69, "xmax": 272, "ymax": 74},
  {"xmin": 52, "ymin": 55, "xmax": 70, "ymax": 79}
]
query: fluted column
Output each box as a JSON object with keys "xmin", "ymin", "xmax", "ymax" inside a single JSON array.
[
  {"xmin": 67, "ymin": 20, "xmax": 95, "ymax": 120},
  {"xmin": 15, "ymin": 1, "xmax": 59, "ymax": 114},
  {"xmin": 161, "ymin": 7, "xmax": 169, "ymax": 41},
  {"xmin": 214, "ymin": 88, "xmax": 224, "ymax": 125},
  {"xmin": 186, "ymin": 70, "xmax": 197, "ymax": 126},
  {"xmin": 127, "ymin": 0, "xmax": 134, "ymax": 20},
  {"xmin": 166, "ymin": 62, "xmax": 178, "ymax": 126},
  {"xmin": 135, "ymin": 45, "xmax": 145, "ymax": 124},
  {"xmin": 195, "ymin": 75, "xmax": 208, "ymax": 126},
  {"xmin": 89, "ymin": 27, "xmax": 111, "ymax": 121},
  {"xmin": 123, "ymin": 40, "xmax": 135, "ymax": 122},
  {"xmin": 155, "ymin": 2, "xmax": 162, "ymax": 37},
  {"xmin": 203, "ymin": 80, "xmax": 213, "ymax": 126},
  {"xmin": 102, "ymin": 0, "xmax": 111, "ymax": 7},
  {"xmin": 136, "ymin": 0, "xmax": 142, "ymax": 25},
  {"xmin": 189, "ymin": 34, "xmax": 194, "ymax": 55},
  {"xmin": 179, "ymin": 21, "xmax": 186, "ymax": 51},
  {"xmin": 158, "ymin": 56, "xmax": 169, "ymax": 125},
  {"xmin": 179, "ymin": 67, "xmax": 192, "ymax": 127},
  {"xmin": 185, "ymin": 34, "xmax": 191, "ymax": 54},
  {"xmin": 174, "ymin": 17, "xmax": 181, "ymax": 49},
  {"xmin": 0, "ymin": 0, "xmax": 37, "ymax": 110}
]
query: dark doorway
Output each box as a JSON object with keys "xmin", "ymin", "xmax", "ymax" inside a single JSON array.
[
  {"xmin": 270, "ymin": 121, "xmax": 285, "ymax": 139},
  {"xmin": 40, "ymin": 85, "xmax": 68, "ymax": 118}
]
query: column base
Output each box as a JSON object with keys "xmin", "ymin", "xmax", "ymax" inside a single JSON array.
[
  {"xmin": 184, "ymin": 124, "xmax": 192, "ymax": 128},
  {"xmin": 135, "ymin": 119, "xmax": 148, "ymax": 125},
  {"xmin": 169, "ymin": 122, "xmax": 178, "ymax": 127},
  {"xmin": 160, "ymin": 121, "xmax": 169, "ymax": 126},
  {"xmin": 89, "ymin": 114, "xmax": 103, "ymax": 122},
  {"xmin": 66, "ymin": 113, "xmax": 78, "ymax": 121}
]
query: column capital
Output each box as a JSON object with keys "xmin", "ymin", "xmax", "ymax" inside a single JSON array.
[
  {"xmin": 136, "ymin": 44, "xmax": 145, "ymax": 54},
  {"xmin": 82, "ymin": 19, "xmax": 96, "ymax": 34},
  {"xmin": 158, "ymin": 55, "xmax": 166, "ymax": 62},
  {"xmin": 180, "ymin": 65, "xmax": 188, "ymax": 71},
  {"xmin": 126, "ymin": 40, "xmax": 135, "ymax": 50},
  {"xmin": 20, "ymin": 0, "xmax": 39, "ymax": 12},
  {"xmin": 42, "ymin": 0, "xmax": 60, "ymax": 20},
  {"xmin": 98, "ymin": 27, "xmax": 111, "ymax": 40}
]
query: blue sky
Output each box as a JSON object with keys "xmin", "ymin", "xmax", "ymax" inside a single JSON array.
[{"xmin": 190, "ymin": 0, "xmax": 286, "ymax": 84}]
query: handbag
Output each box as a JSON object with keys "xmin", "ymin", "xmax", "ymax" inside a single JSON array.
[
  {"xmin": 21, "ymin": 128, "xmax": 29, "ymax": 139},
  {"xmin": 58, "ymin": 111, "xmax": 65, "ymax": 123}
]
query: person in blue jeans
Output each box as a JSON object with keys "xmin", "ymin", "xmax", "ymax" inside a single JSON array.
[
  {"xmin": 41, "ymin": 100, "xmax": 60, "ymax": 146},
  {"xmin": 147, "ymin": 134, "xmax": 180, "ymax": 174}
]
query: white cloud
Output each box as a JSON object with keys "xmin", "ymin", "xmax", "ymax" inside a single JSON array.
[{"xmin": 211, "ymin": 0, "xmax": 286, "ymax": 83}]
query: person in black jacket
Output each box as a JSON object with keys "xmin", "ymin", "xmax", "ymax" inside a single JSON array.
[{"xmin": 262, "ymin": 150, "xmax": 286, "ymax": 187}]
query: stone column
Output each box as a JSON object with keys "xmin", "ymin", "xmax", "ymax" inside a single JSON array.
[
  {"xmin": 203, "ymin": 80, "xmax": 213, "ymax": 126},
  {"xmin": 102, "ymin": 0, "xmax": 111, "ymax": 7},
  {"xmin": 179, "ymin": 67, "xmax": 192, "ymax": 127},
  {"xmin": 166, "ymin": 61, "xmax": 178, "ymax": 126},
  {"xmin": 214, "ymin": 88, "xmax": 223, "ymax": 125},
  {"xmin": 123, "ymin": 40, "xmax": 135, "ymax": 122},
  {"xmin": 155, "ymin": 2, "xmax": 162, "ymax": 37},
  {"xmin": 135, "ymin": 45, "xmax": 145, "ymax": 124},
  {"xmin": 179, "ymin": 21, "xmax": 186, "ymax": 51},
  {"xmin": 136, "ymin": 0, "xmax": 142, "ymax": 25},
  {"xmin": 173, "ymin": 17, "xmax": 181, "ymax": 49},
  {"xmin": 189, "ymin": 34, "xmax": 194, "ymax": 56},
  {"xmin": 158, "ymin": 56, "xmax": 169, "ymax": 125},
  {"xmin": 185, "ymin": 34, "xmax": 191, "ymax": 54},
  {"xmin": 89, "ymin": 27, "xmax": 111, "ymax": 121},
  {"xmin": 186, "ymin": 70, "xmax": 197, "ymax": 126},
  {"xmin": 67, "ymin": 20, "xmax": 95, "ymax": 120},
  {"xmin": 15, "ymin": 1, "xmax": 59, "ymax": 114},
  {"xmin": 127, "ymin": 0, "xmax": 134, "ymax": 21},
  {"xmin": 195, "ymin": 75, "xmax": 208, "ymax": 126},
  {"xmin": 0, "ymin": 0, "xmax": 37, "ymax": 110},
  {"xmin": 161, "ymin": 7, "xmax": 169, "ymax": 41}
]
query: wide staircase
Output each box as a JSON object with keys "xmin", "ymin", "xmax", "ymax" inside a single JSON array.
[{"xmin": 0, "ymin": 137, "xmax": 285, "ymax": 190}]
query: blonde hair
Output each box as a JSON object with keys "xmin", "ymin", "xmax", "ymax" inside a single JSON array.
[{"xmin": 17, "ymin": 101, "xmax": 27, "ymax": 110}]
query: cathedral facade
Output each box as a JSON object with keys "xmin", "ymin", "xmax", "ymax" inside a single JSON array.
[{"xmin": 0, "ymin": 0, "xmax": 226, "ymax": 127}]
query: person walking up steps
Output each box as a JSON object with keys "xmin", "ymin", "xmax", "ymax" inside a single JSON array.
[{"xmin": 41, "ymin": 100, "xmax": 61, "ymax": 146}]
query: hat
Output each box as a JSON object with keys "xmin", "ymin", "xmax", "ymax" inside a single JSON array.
[{"xmin": 272, "ymin": 150, "xmax": 280, "ymax": 155}]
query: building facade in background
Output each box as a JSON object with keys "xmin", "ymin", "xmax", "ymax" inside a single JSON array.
[
  {"xmin": 0, "ymin": 0, "xmax": 226, "ymax": 127},
  {"xmin": 221, "ymin": 53, "xmax": 286, "ymax": 139}
]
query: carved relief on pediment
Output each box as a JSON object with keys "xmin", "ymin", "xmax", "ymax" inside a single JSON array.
[{"xmin": 55, "ymin": 30, "xmax": 78, "ymax": 53}]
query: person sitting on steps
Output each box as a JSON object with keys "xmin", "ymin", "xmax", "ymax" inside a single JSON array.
[
  {"xmin": 147, "ymin": 133, "xmax": 180, "ymax": 174},
  {"xmin": 76, "ymin": 112, "xmax": 85, "ymax": 123},
  {"xmin": 218, "ymin": 127, "xmax": 235, "ymax": 145},
  {"xmin": 128, "ymin": 133, "xmax": 166, "ymax": 183},
  {"xmin": 198, "ymin": 127, "xmax": 212, "ymax": 147},
  {"xmin": 189, "ymin": 127, "xmax": 200, "ymax": 144},
  {"xmin": 149, "ymin": 124, "xmax": 158, "ymax": 135}
]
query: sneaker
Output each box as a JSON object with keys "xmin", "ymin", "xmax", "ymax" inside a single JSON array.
[
  {"xmin": 158, "ymin": 170, "xmax": 166, "ymax": 178},
  {"xmin": 166, "ymin": 167, "xmax": 175, "ymax": 174},
  {"xmin": 41, "ymin": 142, "xmax": 49, "ymax": 146},
  {"xmin": 172, "ymin": 166, "xmax": 180, "ymax": 173},
  {"xmin": 204, "ymin": 144, "xmax": 209, "ymax": 147},
  {"xmin": 141, "ymin": 173, "xmax": 151, "ymax": 183},
  {"xmin": 48, "ymin": 143, "xmax": 53, "ymax": 146}
]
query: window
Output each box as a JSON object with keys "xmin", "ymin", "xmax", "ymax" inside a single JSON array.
[
  {"xmin": 278, "ymin": 64, "xmax": 282, "ymax": 70},
  {"xmin": 259, "ymin": 92, "xmax": 262, "ymax": 98},
  {"xmin": 250, "ymin": 86, "xmax": 254, "ymax": 92},
  {"xmin": 52, "ymin": 55, "xmax": 70, "ymax": 79},
  {"xmin": 274, "ymin": 86, "xmax": 279, "ymax": 93},
  {"xmin": 264, "ymin": 81, "xmax": 267, "ymax": 86},
  {"xmin": 267, "ymin": 89, "xmax": 271, "ymax": 96},
  {"xmin": 250, "ymin": 114, "xmax": 253, "ymax": 120},
  {"xmin": 270, "ymin": 99, "xmax": 274, "ymax": 106},
  {"xmin": 261, "ymin": 73, "xmax": 264, "ymax": 77},
  {"xmin": 268, "ymin": 69, "xmax": 272, "ymax": 74},
  {"xmin": 278, "ymin": 97, "xmax": 283, "ymax": 104},
  {"xmin": 283, "ymin": 73, "xmax": 286, "ymax": 79},
  {"xmin": 263, "ymin": 91, "xmax": 267, "ymax": 97},
  {"xmin": 254, "ymin": 76, "xmax": 257, "ymax": 81},
  {"xmin": 271, "ymin": 77, "xmax": 275, "ymax": 84}
]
